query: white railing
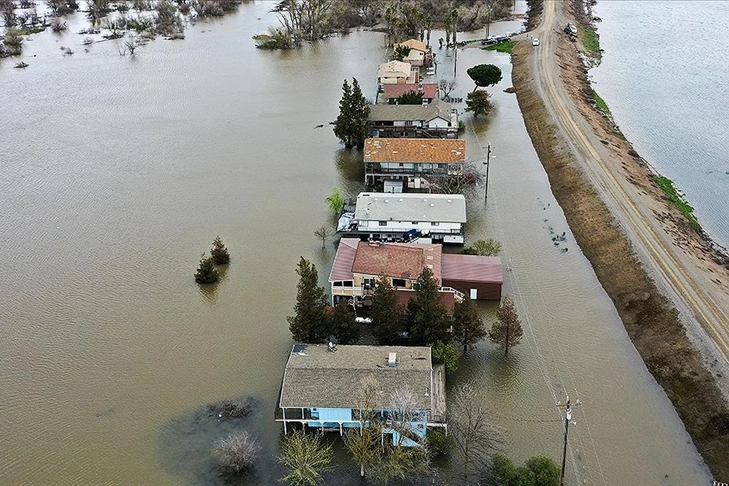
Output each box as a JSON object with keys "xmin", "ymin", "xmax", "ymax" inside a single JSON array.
[{"xmin": 440, "ymin": 286, "xmax": 465, "ymax": 300}]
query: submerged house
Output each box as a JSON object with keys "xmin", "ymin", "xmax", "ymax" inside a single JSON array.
[
  {"xmin": 328, "ymin": 238, "xmax": 466, "ymax": 310},
  {"xmin": 277, "ymin": 343, "xmax": 446, "ymax": 445},
  {"xmin": 367, "ymin": 100, "xmax": 458, "ymax": 139},
  {"xmin": 346, "ymin": 192, "xmax": 467, "ymax": 244},
  {"xmin": 329, "ymin": 238, "xmax": 503, "ymax": 307},
  {"xmin": 363, "ymin": 138, "xmax": 466, "ymax": 190}
]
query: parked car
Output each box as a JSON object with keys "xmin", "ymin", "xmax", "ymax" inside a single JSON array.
[{"xmin": 532, "ymin": 37, "xmax": 540, "ymax": 46}]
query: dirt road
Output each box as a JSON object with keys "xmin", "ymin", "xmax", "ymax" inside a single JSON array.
[{"xmin": 512, "ymin": 0, "xmax": 729, "ymax": 478}]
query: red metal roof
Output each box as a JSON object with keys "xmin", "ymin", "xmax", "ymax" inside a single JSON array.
[
  {"xmin": 383, "ymin": 83, "xmax": 438, "ymax": 100},
  {"xmin": 329, "ymin": 238, "xmax": 359, "ymax": 281},
  {"xmin": 395, "ymin": 288, "xmax": 455, "ymax": 314},
  {"xmin": 441, "ymin": 254, "xmax": 503, "ymax": 284}
]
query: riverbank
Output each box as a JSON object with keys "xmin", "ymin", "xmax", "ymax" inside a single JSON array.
[{"xmin": 512, "ymin": 0, "xmax": 729, "ymax": 479}]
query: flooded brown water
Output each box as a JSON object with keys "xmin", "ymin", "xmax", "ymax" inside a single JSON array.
[{"xmin": 0, "ymin": 2, "xmax": 712, "ymax": 484}]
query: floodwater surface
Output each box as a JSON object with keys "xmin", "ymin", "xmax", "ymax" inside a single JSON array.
[{"xmin": 0, "ymin": 2, "xmax": 712, "ymax": 484}]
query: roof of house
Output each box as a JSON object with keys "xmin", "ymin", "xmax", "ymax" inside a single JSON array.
[
  {"xmin": 352, "ymin": 241, "xmax": 443, "ymax": 282},
  {"xmin": 396, "ymin": 288, "xmax": 455, "ymax": 314},
  {"xmin": 396, "ymin": 39, "xmax": 428, "ymax": 52},
  {"xmin": 279, "ymin": 344, "xmax": 433, "ymax": 410},
  {"xmin": 363, "ymin": 137, "xmax": 465, "ymax": 164},
  {"xmin": 329, "ymin": 238, "xmax": 359, "ymax": 281},
  {"xmin": 377, "ymin": 60, "xmax": 412, "ymax": 79},
  {"xmin": 368, "ymin": 99, "xmax": 454, "ymax": 124},
  {"xmin": 441, "ymin": 254, "xmax": 503, "ymax": 284},
  {"xmin": 355, "ymin": 193, "xmax": 467, "ymax": 223},
  {"xmin": 383, "ymin": 83, "xmax": 438, "ymax": 100}
]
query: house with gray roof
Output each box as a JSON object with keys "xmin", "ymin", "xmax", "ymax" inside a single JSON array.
[
  {"xmin": 367, "ymin": 99, "xmax": 458, "ymax": 138},
  {"xmin": 342, "ymin": 192, "xmax": 466, "ymax": 244},
  {"xmin": 277, "ymin": 343, "xmax": 446, "ymax": 445}
]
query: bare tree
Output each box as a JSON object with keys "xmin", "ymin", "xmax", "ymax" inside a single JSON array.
[
  {"xmin": 124, "ymin": 33, "xmax": 138, "ymax": 57},
  {"xmin": 449, "ymin": 382, "xmax": 504, "ymax": 484},
  {"xmin": 438, "ymin": 78, "xmax": 457, "ymax": 100},
  {"xmin": 426, "ymin": 159, "xmax": 484, "ymax": 194},
  {"xmin": 212, "ymin": 431, "xmax": 259, "ymax": 473},
  {"xmin": 344, "ymin": 375, "xmax": 383, "ymax": 477}
]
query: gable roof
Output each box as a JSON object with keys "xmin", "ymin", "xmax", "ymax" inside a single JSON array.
[
  {"xmin": 363, "ymin": 138, "xmax": 466, "ymax": 164},
  {"xmin": 441, "ymin": 254, "xmax": 503, "ymax": 284},
  {"xmin": 368, "ymin": 99, "xmax": 453, "ymax": 123},
  {"xmin": 396, "ymin": 39, "xmax": 428, "ymax": 52},
  {"xmin": 377, "ymin": 60, "xmax": 412, "ymax": 79},
  {"xmin": 355, "ymin": 193, "xmax": 467, "ymax": 223},
  {"xmin": 329, "ymin": 238, "xmax": 359, "ymax": 281},
  {"xmin": 280, "ymin": 344, "xmax": 433, "ymax": 410},
  {"xmin": 383, "ymin": 83, "xmax": 438, "ymax": 100}
]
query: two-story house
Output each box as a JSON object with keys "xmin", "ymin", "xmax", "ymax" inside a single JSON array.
[
  {"xmin": 377, "ymin": 60, "xmax": 419, "ymax": 86},
  {"xmin": 277, "ymin": 343, "xmax": 446, "ymax": 446},
  {"xmin": 367, "ymin": 100, "xmax": 458, "ymax": 139},
  {"xmin": 394, "ymin": 39, "xmax": 433, "ymax": 67},
  {"xmin": 363, "ymin": 138, "xmax": 465, "ymax": 190}
]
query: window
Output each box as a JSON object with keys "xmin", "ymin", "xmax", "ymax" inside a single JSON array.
[
  {"xmin": 379, "ymin": 221, "xmax": 388, "ymax": 226},
  {"xmin": 411, "ymin": 222, "xmax": 419, "ymax": 225},
  {"xmin": 343, "ymin": 281, "xmax": 353, "ymax": 287},
  {"xmin": 363, "ymin": 278, "xmax": 375, "ymax": 289},
  {"xmin": 432, "ymin": 222, "xmax": 440, "ymax": 226},
  {"xmin": 392, "ymin": 278, "xmax": 406, "ymax": 287}
]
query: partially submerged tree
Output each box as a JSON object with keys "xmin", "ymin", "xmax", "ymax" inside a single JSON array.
[
  {"xmin": 288, "ymin": 257, "xmax": 331, "ymax": 343},
  {"xmin": 453, "ymin": 296, "xmax": 487, "ymax": 353},
  {"xmin": 212, "ymin": 431, "xmax": 259, "ymax": 473},
  {"xmin": 431, "ymin": 340, "xmax": 461, "ymax": 372},
  {"xmin": 485, "ymin": 453, "xmax": 560, "ymax": 486},
  {"xmin": 460, "ymin": 238, "xmax": 502, "ymax": 256},
  {"xmin": 331, "ymin": 298, "xmax": 360, "ymax": 344},
  {"xmin": 210, "ymin": 236, "xmax": 230, "ymax": 264},
  {"xmin": 333, "ymin": 78, "xmax": 370, "ymax": 148},
  {"xmin": 466, "ymin": 64, "xmax": 502, "ymax": 91},
  {"xmin": 278, "ymin": 429, "xmax": 334, "ymax": 486},
  {"xmin": 406, "ymin": 267, "xmax": 451, "ymax": 345},
  {"xmin": 194, "ymin": 253, "xmax": 219, "ymax": 284},
  {"xmin": 325, "ymin": 188, "xmax": 345, "ymax": 214},
  {"xmin": 465, "ymin": 90, "xmax": 493, "ymax": 118},
  {"xmin": 370, "ymin": 275, "xmax": 404, "ymax": 344},
  {"xmin": 450, "ymin": 382, "xmax": 503, "ymax": 484},
  {"xmin": 313, "ymin": 225, "xmax": 333, "ymax": 249},
  {"xmin": 438, "ymin": 78, "xmax": 457, "ymax": 100},
  {"xmin": 426, "ymin": 159, "xmax": 484, "ymax": 194},
  {"xmin": 488, "ymin": 297, "xmax": 524, "ymax": 355}
]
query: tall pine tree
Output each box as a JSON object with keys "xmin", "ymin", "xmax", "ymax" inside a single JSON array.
[
  {"xmin": 287, "ymin": 257, "xmax": 331, "ymax": 343},
  {"xmin": 370, "ymin": 275, "xmax": 403, "ymax": 344},
  {"xmin": 453, "ymin": 296, "xmax": 487, "ymax": 353},
  {"xmin": 333, "ymin": 77, "xmax": 370, "ymax": 148},
  {"xmin": 331, "ymin": 299, "xmax": 360, "ymax": 345},
  {"xmin": 406, "ymin": 267, "xmax": 451, "ymax": 345},
  {"xmin": 488, "ymin": 297, "xmax": 524, "ymax": 355}
]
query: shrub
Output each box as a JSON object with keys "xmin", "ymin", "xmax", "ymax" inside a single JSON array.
[
  {"xmin": 426, "ymin": 429, "xmax": 452, "ymax": 457},
  {"xmin": 212, "ymin": 431, "xmax": 259, "ymax": 473}
]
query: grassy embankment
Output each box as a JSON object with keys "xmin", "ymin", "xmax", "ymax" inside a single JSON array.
[{"xmin": 482, "ymin": 40, "xmax": 516, "ymax": 54}]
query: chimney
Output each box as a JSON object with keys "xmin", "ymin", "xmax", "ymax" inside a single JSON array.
[{"xmin": 388, "ymin": 352, "xmax": 397, "ymax": 367}]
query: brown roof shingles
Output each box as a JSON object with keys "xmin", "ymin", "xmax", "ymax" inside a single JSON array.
[
  {"xmin": 383, "ymin": 83, "xmax": 438, "ymax": 100},
  {"xmin": 364, "ymin": 138, "xmax": 466, "ymax": 164},
  {"xmin": 351, "ymin": 242, "xmax": 442, "ymax": 282}
]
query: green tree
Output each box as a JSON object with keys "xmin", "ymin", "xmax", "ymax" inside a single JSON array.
[
  {"xmin": 465, "ymin": 90, "xmax": 493, "ymax": 118},
  {"xmin": 486, "ymin": 453, "xmax": 519, "ymax": 486},
  {"xmin": 344, "ymin": 375, "xmax": 383, "ymax": 477},
  {"xmin": 393, "ymin": 44, "xmax": 410, "ymax": 61},
  {"xmin": 370, "ymin": 275, "xmax": 404, "ymax": 344},
  {"xmin": 393, "ymin": 90, "xmax": 424, "ymax": 105},
  {"xmin": 2, "ymin": 27, "xmax": 23, "ymax": 56},
  {"xmin": 488, "ymin": 297, "xmax": 524, "ymax": 355},
  {"xmin": 466, "ymin": 64, "xmax": 502, "ymax": 91},
  {"xmin": 485, "ymin": 454, "xmax": 560, "ymax": 486},
  {"xmin": 210, "ymin": 236, "xmax": 230, "ymax": 264},
  {"xmin": 333, "ymin": 78, "xmax": 370, "ymax": 148},
  {"xmin": 278, "ymin": 429, "xmax": 334, "ymax": 486},
  {"xmin": 287, "ymin": 257, "xmax": 331, "ymax": 343},
  {"xmin": 521, "ymin": 456, "xmax": 560, "ymax": 486},
  {"xmin": 453, "ymin": 296, "xmax": 487, "ymax": 353},
  {"xmin": 194, "ymin": 253, "xmax": 219, "ymax": 284},
  {"xmin": 461, "ymin": 238, "xmax": 502, "ymax": 256},
  {"xmin": 155, "ymin": 0, "xmax": 181, "ymax": 35},
  {"xmin": 406, "ymin": 267, "xmax": 450, "ymax": 345},
  {"xmin": 325, "ymin": 188, "xmax": 345, "ymax": 214},
  {"xmin": 331, "ymin": 299, "xmax": 360, "ymax": 344},
  {"xmin": 431, "ymin": 340, "xmax": 461, "ymax": 372}
]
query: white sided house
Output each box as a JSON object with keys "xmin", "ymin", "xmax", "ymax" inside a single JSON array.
[
  {"xmin": 394, "ymin": 39, "xmax": 431, "ymax": 67},
  {"xmin": 367, "ymin": 99, "xmax": 458, "ymax": 139},
  {"xmin": 377, "ymin": 60, "xmax": 418, "ymax": 85},
  {"xmin": 352, "ymin": 192, "xmax": 466, "ymax": 244}
]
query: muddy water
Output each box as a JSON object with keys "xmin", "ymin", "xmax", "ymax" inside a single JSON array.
[{"xmin": 0, "ymin": 2, "xmax": 711, "ymax": 484}]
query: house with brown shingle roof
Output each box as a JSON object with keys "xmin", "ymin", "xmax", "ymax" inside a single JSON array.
[
  {"xmin": 328, "ymin": 238, "xmax": 464, "ymax": 311},
  {"xmin": 367, "ymin": 99, "xmax": 458, "ymax": 139},
  {"xmin": 277, "ymin": 343, "xmax": 446, "ymax": 444},
  {"xmin": 330, "ymin": 238, "xmax": 503, "ymax": 305},
  {"xmin": 381, "ymin": 82, "xmax": 439, "ymax": 104},
  {"xmin": 363, "ymin": 137, "xmax": 465, "ymax": 188},
  {"xmin": 394, "ymin": 39, "xmax": 433, "ymax": 67}
]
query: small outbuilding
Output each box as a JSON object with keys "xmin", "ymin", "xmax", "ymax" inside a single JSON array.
[{"xmin": 441, "ymin": 253, "xmax": 503, "ymax": 301}]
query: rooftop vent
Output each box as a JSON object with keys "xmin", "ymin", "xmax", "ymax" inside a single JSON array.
[{"xmin": 388, "ymin": 352, "xmax": 397, "ymax": 367}]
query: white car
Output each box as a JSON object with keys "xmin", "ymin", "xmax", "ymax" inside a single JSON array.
[{"xmin": 532, "ymin": 37, "xmax": 540, "ymax": 46}]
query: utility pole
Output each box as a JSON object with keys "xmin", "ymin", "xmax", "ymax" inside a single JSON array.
[
  {"xmin": 483, "ymin": 143, "xmax": 492, "ymax": 203},
  {"xmin": 557, "ymin": 396, "xmax": 581, "ymax": 486}
]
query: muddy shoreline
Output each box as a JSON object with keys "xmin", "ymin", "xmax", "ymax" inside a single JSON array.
[{"xmin": 511, "ymin": 0, "xmax": 729, "ymax": 478}]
